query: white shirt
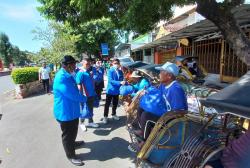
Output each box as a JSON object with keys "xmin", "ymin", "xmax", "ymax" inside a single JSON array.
[{"xmin": 39, "ymin": 67, "xmax": 51, "ymax": 80}]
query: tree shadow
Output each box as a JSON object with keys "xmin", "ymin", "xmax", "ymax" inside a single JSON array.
[
  {"xmin": 93, "ymin": 116, "xmax": 127, "ymax": 136},
  {"xmin": 77, "ymin": 137, "xmax": 137, "ymax": 162}
]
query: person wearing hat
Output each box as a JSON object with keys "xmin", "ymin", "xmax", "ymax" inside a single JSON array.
[
  {"xmin": 53, "ymin": 55, "xmax": 86, "ymax": 166},
  {"xmin": 130, "ymin": 71, "xmax": 150, "ymax": 97},
  {"xmin": 155, "ymin": 62, "xmax": 187, "ymax": 112},
  {"xmin": 128, "ymin": 62, "xmax": 187, "ymax": 152}
]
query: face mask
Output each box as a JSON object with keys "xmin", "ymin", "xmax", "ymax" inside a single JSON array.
[
  {"xmin": 113, "ymin": 65, "xmax": 118, "ymax": 69},
  {"xmin": 96, "ymin": 63, "xmax": 101, "ymax": 67},
  {"xmin": 76, "ymin": 63, "xmax": 82, "ymax": 68}
]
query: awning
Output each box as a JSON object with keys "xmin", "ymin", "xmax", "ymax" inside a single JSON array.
[
  {"xmin": 200, "ymin": 70, "xmax": 250, "ymax": 118},
  {"xmin": 132, "ymin": 4, "xmax": 250, "ymax": 52}
]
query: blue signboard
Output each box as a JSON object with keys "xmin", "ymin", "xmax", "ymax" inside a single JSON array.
[{"xmin": 101, "ymin": 43, "xmax": 109, "ymax": 56}]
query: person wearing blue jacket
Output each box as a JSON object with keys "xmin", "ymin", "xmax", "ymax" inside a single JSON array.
[
  {"xmin": 129, "ymin": 71, "xmax": 151, "ymax": 97},
  {"xmin": 53, "ymin": 55, "xmax": 86, "ymax": 166},
  {"xmin": 103, "ymin": 58, "xmax": 125, "ymax": 124},
  {"xmin": 93, "ymin": 60, "xmax": 105, "ymax": 100}
]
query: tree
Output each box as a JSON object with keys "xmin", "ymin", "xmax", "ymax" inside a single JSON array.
[
  {"xmin": 0, "ymin": 33, "xmax": 12, "ymax": 67},
  {"xmin": 75, "ymin": 17, "xmax": 118, "ymax": 58},
  {"xmin": 38, "ymin": 0, "xmax": 250, "ymax": 66},
  {"xmin": 0, "ymin": 33, "xmax": 31, "ymax": 67},
  {"xmin": 10, "ymin": 46, "xmax": 28, "ymax": 66},
  {"xmin": 33, "ymin": 21, "xmax": 80, "ymax": 64}
]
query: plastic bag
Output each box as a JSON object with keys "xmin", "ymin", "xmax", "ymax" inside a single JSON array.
[
  {"xmin": 119, "ymin": 85, "xmax": 135, "ymax": 96},
  {"xmin": 80, "ymin": 103, "xmax": 93, "ymax": 119},
  {"xmin": 139, "ymin": 86, "xmax": 168, "ymax": 116}
]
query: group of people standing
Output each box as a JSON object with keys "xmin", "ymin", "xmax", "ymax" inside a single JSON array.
[
  {"xmin": 52, "ymin": 54, "xmax": 189, "ymax": 166},
  {"xmin": 52, "ymin": 56, "xmax": 126, "ymax": 166}
]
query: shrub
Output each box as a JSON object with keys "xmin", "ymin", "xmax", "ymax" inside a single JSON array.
[{"xmin": 11, "ymin": 67, "xmax": 40, "ymax": 84}]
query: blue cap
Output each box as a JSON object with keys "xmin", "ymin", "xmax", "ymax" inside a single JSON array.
[{"xmin": 155, "ymin": 62, "xmax": 180, "ymax": 76}]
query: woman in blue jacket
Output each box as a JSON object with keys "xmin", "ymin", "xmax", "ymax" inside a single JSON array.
[
  {"xmin": 103, "ymin": 59, "xmax": 125, "ymax": 124},
  {"xmin": 130, "ymin": 71, "xmax": 151, "ymax": 97}
]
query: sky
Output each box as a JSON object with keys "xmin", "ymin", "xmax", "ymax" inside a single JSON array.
[{"xmin": 0, "ymin": 0, "xmax": 48, "ymax": 53}]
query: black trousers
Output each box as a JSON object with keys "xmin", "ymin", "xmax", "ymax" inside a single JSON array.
[
  {"xmin": 80, "ymin": 96, "xmax": 94, "ymax": 123},
  {"xmin": 95, "ymin": 81, "xmax": 104, "ymax": 100},
  {"xmin": 58, "ymin": 119, "xmax": 79, "ymax": 159},
  {"xmin": 137, "ymin": 107, "xmax": 160, "ymax": 140},
  {"xmin": 42, "ymin": 79, "xmax": 50, "ymax": 93},
  {"xmin": 104, "ymin": 94, "xmax": 119, "ymax": 117}
]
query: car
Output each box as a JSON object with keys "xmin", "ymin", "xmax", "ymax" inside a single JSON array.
[
  {"xmin": 117, "ymin": 57, "xmax": 134, "ymax": 66},
  {"xmin": 123, "ymin": 61, "xmax": 148, "ymax": 69},
  {"xmin": 29, "ymin": 63, "xmax": 37, "ymax": 67}
]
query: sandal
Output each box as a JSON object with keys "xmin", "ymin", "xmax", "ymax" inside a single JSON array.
[{"xmin": 128, "ymin": 144, "xmax": 138, "ymax": 153}]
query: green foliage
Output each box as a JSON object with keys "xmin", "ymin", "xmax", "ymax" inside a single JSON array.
[
  {"xmin": 37, "ymin": 0, "xmax": 195, "ymax": 34},
  {"xmin": 32, "ymin": 21, "xmax": 80, "ymax": 64},
  {"xmin": 37, "ymin": 0, "xmax": 250, "ymax": 66},
  {"xmin": 0, "ymin": 32, "xmax": 12, "ymax": 67},
  {"xmin": 0, "ymin": 32, "xmax": 31, "ymax": 67},
  {"xmin": 75, "ymin": 17, "xmax": 118, "ymax": 57},
  {"xmin": 11, "ymin": 67, "xmax": 39, "ymax": 84},
  {"xmin": 33, "ymin": 18, "xmax": 117, "ymax": 60}
]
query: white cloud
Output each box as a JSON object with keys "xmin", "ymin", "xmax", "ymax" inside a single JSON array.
[{"xmin": 0, "ymin": 2, "xmax": 41, "ymax": 22}]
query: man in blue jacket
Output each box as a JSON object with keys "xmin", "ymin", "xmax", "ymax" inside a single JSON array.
[
  {"xmin": 103, "ymin": 58, "xmax": 125, "ymax": 124},
  {"xmin": 53, "ymin": 55, "xmax": 86, "ymax": 166}
]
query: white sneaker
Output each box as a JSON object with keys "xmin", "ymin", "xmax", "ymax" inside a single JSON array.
[
  {"xmin": 102, "ymin": 117, "xmax": 108, "ymax": 124},
  {"xmin": 80, "ymin": 124, "xmax": 87, "ymax": 131},
  {"xmin": 112, "ymin": 115, "xmax": 120, "ymax": 121},
  {"xmin": 87, "ymin": 122, "xmax": 99, "ymax": 128}
]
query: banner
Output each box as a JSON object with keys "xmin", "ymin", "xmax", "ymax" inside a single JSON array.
[{"xmin": 101, "ymin": 43, "xmax": 109, "ymax": 56}]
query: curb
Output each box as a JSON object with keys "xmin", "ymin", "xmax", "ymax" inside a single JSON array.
[{"xmin": 0, "ymin": 71, "xmax": 11, "ymax": 77}]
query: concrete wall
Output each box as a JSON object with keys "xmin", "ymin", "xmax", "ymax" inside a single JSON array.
[{"xmin": 15, "ymin": 80, "xmax": 43, "ymax": 99}]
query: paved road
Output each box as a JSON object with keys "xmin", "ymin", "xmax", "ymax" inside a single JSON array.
[
  {"xmin": 0, "ymin": 92, "xmax": 136, "ymax": 168},
  {"xmin": 0, "ymin": 75, "xmax": 15, "ymax": 95}
]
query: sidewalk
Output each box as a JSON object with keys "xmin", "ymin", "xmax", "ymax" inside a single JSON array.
[{"xmin": 0, "ymin": 91, "xmax": 136, "ymax": 168}]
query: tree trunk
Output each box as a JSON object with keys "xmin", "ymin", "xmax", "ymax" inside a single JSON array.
[{"xmin": 196, "ymin": 0, "xmax": 250, "ymax": 67}]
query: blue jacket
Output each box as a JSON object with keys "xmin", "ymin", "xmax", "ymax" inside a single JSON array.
[
  {"xmin": 93, "ymin": 66, "xmax": 104, "ymax": 83},
  {"xmin": 159, "ymin": 81, "xmax": 188, "ymax": 112},
  {"xmin": 140, "ymin": 81, "xmax": 187, "ymax": 117},
  {"xmin": 53, "ymin": 68, "xmax": 86, "ymax": 121},
  {"xmin": 75, "ymin": 69, "xmax": 96, "ymax": 97},
  {"xmin": 106, "ymin": 67, "xmax": 124, "ymax": 95}
]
